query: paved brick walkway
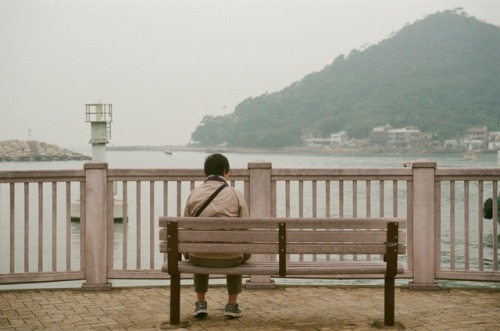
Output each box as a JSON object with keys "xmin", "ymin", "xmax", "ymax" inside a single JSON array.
[{"xmin": 0, "ymin": 285, "xmax": 499, "ymax": 330}]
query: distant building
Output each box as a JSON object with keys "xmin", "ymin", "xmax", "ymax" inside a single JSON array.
[
  {"xmin": 468, "ymin": 126, "xmax": 488, "ymax": 142},
  {"xmin": 387, "ymin": 126, "xmax": 421, "ymax": 147},
  {"xmin": 369, "ymin": 124, "xmax": 393, "ymax": 147},
  {"xmin": 465, "ymin": 126, "xmax": 488, "ymax": 150},
  {"xmin": 420, "ymin": 132, "xmax": 434, "ymax": 141},
  {"xmin": 444, "ymin": 139, "xmax": 460, "ymax": 150},
  {"xmin": 304, "ymin": 131, "xmax": 349, "ymax": 148},
  {"xmin": 488, "ymin": 131, "xmax": 500, "ymax": 150}
]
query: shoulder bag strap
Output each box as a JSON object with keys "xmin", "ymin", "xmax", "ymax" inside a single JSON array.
[{"xmin": 194, "ymin": 183, "xmax": 228, "ymax": 217}]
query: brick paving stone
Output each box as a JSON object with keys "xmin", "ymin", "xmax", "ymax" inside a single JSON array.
[{"xmin": 0, "ymin": 285, "xmax": 499, "ymax": 330}]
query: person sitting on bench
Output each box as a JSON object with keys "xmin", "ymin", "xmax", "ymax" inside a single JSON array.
[{"xmin": 183, "ymin": 153, "xmax": 250, "ymax": 319}]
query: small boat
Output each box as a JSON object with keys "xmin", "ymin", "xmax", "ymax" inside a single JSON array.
[
  {"xmin": 464, "ymin": 152, "xmax": 476, "ymax": 160},
  {"xmin": 163, "ymin": 150, "xmax": 173, "ymax": 155}
]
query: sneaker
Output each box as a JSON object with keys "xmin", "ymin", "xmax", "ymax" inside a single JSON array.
[
  {"xmin": 194, "ymin": 301, "xmax": 208, "ymax": 318},
  {"xmin": 224, "ymin": 303, "xmax": 243, "ymax": 318}
]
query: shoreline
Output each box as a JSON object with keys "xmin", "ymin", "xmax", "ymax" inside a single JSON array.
[{"xmin": 106, "ymin": 144, "xmax": 495, "ymax": 156}]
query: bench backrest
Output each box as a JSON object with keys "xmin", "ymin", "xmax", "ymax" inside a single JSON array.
[{"xmin": 159, "ymin": 217, "xmax": 406, "ymax": 257}]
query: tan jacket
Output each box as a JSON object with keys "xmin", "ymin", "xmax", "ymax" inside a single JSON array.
[{"xmin": 184, "ymin": 177, "xmax": 249, "ymax": 260}]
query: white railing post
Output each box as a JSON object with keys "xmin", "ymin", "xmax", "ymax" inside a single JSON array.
[
  {"xmin": 409, "ymin": 159, "xmax": 440, "ymax": 290},
  {"xmin": 81, "ymin": 162, "xmax": 112, "ymax": 291},
  {"xmin": 246, "ymin": 161, "xmax": 276, "ymax": 288}
]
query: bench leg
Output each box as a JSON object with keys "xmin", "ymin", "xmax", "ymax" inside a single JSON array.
[
  {"xmin": 384, "ymin": 275, "xmax": 395, "ymax": 326},
  {"xmin": 170, "ymin": 274, "xmax": 181, "ymax": 325}
]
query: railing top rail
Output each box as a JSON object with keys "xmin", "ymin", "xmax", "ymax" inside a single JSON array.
[
  {"xmin": 2, "ymin": 166, "xmax": 498, "ymax": 185},
  {"xmin": 436, "ymin": 168, "xmax": 500, "ymax": 179},
  {"xmin": 0, "ymin": 169, "xmax": 85, "ymax": 183},
  {"xmin": 271, "ymin": 167, "xmax": 412, "ymax": 180},
  {"xmin": 107, "ymin": 168, "xmax": 250, "ymax": 181}
]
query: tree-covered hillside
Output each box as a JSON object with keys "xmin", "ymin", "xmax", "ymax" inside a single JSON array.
[{"xmin": 191, "ymin": 10, "xmax": 500, "ymax": 148}]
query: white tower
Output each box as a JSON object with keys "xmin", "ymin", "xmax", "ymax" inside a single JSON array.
[{"xmin": 85, "ymin": 103, "xmax": 112, "ymax": 161}]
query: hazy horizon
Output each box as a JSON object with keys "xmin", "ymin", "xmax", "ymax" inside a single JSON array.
[{"xmin": 1, "ymin": 0, "xmax": 499, "ymax": 150}]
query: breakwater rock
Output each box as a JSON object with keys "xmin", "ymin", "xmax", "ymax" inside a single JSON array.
[{"xmin": 0, "ymin": 140, "xmax": 91, "ymax": 162}]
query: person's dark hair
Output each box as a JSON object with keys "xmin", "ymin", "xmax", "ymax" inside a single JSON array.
[{"xmin": 204, "ymin": 153, "xmax": 230, "ymax": 176}]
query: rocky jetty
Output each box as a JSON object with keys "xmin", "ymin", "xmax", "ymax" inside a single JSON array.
[{"xmin": 0, "ymin": 140, "xmax": 91, "ymax": 162}]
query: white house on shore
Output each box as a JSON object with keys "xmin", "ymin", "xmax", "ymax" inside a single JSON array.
[{"xmin": 304, "ymin": 131, "xmax": 348, "ymax": 148}]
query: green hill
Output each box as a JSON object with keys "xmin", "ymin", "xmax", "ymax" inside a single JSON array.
[{"xmin": 191, "ymin": 10, "xmax": 500, "ymax": 148}]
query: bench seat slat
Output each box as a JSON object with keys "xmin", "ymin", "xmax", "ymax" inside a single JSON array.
[
  {"xmin": 159, "ymin": 242, "xmax": 405, "ymax": 254},
  {"xmin": 170, "ymin": 230, "xmax": 406, "ymax": 244},
  {"xmin": 177, "ymin": 230, "xmax": 277, "ymax": 242},
  {"xmin": 159, "ymin": 217, "xmax": 407, "ymax": 230},
  {"xmin": 159, "ymin": 228, "xmax": 406, "ymax": 244},
  {"xmin": 162, "ymin": 260, "xmax": 405, "ymax": 276}
]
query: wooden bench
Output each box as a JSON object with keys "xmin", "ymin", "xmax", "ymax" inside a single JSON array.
[{"xmin": 159, "ymin": 216, "xmax": 406, "ymax": 326}]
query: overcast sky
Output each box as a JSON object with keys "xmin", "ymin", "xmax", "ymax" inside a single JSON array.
[{"xmin": 1, "ymin": 0, "xmax": 499, "ymax": 149}]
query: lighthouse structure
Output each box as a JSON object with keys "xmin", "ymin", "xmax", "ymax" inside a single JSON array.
[
  {"xmin": 85, "ymin": 103, "xmax": 112, "ymax": 161},
  {"xmin": 72, "ymin": 103, "xmax": 123, "ymax": 222}
]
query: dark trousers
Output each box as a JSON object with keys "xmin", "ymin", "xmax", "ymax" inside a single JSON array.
[{"xmin": 189, "ymin": 255, "xmax": 244, "ymax": 295}]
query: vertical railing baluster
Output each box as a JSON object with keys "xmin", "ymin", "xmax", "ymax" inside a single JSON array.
[
  {"xmin": 352, "ymin": 180, "xmax": 358, "ymax": 218},
  {"xmin": 325, "ymin": 180, "xmax": 331, "ymax": 218},
  {"xmin": 80, "ymin": 180, "xmax": 86, "ymax": 271},
  {"xmin": 162, "ymin": 180, "xmax": 168, "ymax": 262},
  {"xmin": 24, "ymin": 183, "xmax": 29, "ymax": 273},
  {"xmin": 285, "ymin": 180, "xmax": 290, "ymax": 218},
  {"xmin": 312, "ymin": 180, "xmax": 317, "ymax": 261},
  {"xmin": 136, "ymin": 181, "xmax": 141, "ymax": 269},
  {"xmin": 366, "ymin": 180, "xmax": 372, "ymax": 261},
  {"xmin": 299, "ymin": 180, "xmax": 304, "ymax": 261},
  {"xmin": 339, "ymin": 180, "xmax": 344, "ymax": 218},
  {"xmin": 52, "ymin": 182, "xmax": 57, "ymax": 272},
  {"xmin": 176, "ymin": 181, "xmax": 182, "ymax": 217},
  {"xmin": 379, "ymin": 180, "xmax": 384, "ymax": 217},
  {"xmin": 66, "ymin": 182, "xmax": 71, "ymax": 271},
  {"xmin": 299, "ymin": 180, "xmax": 304, "ymax": 218},
  {"xmin": 450, "ymin": 181, "xmax": 456, "ymax": 270},
  {"xmin": 325, "ymin": 180, "xmax": 331, "ymax": 261},
  {"xmin": 10, "ymin": 183, "xmax": 15, "ymax": 273},
  {"xmin": 493, "ymin": 181, "xmax": 498, "ymax": 271},
  {"xmin": 0, "ymin": 183, "xmax": 1, "ymax": 269},
  {"xmin": 392, "ymin": 180, "xmax": 398, "ymax": 217},
  {"xmin": 38, "ymin": 182, "xmax": 44, "ymax": 272},
  {"xmin": 284, "ymin": 180, "xmax": 291, "ymax": 262},
  {"xmin": 271, "ymin": 180, "xmax": 277, "ymax": 217},
  {"xmin": 464, "ymin": 181, "xmax": 470, "ymax": 270},
  {"xmin": 478, "ymin": 180, "xmax": 484, "ymax": 271},
  {"xmin": 434, "ymin": 180, "xmax": 441, "ymax": 273},
  {"xmin": 353, "ymin": 180, "xmax": 358, "ymax": 261},
  {"xmin": 107, "ymin": 180, "xmax": 114, "ymax": 269},
  {"xmin": 163, "ymin": 181, "xmax": 168, "ymax": 216},
  {"xmin": 123, "ymin": 181, "xmax": 128, "ymax": 270},
  {"xmin": 366, "ymin": 180, "xmax": 371, "ymax": 218},
  {"xmin": 150, "ymin": 181, "xmax": 155, "ymax": 269},
  {"xmin": 312, "ymin": 180, "xmax": 317, "ymax": 218},
  {"xmin": 244, "ymin": 179, "xmax": 250, "ymax": 210}
]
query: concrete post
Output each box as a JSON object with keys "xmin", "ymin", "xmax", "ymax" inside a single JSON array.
[
  {"xmin": 409, "ymin": 159, "xmax": 440, "ymax": 290},
  {"xmin": 81, "ymin": 162, "xmax": 112, "ymax": 291},
  {"xmin": 246, "ymin": 161, "xmax": 275, "ymax": 288}
]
